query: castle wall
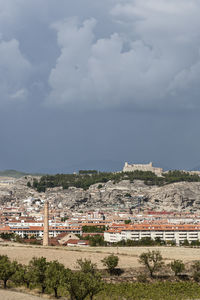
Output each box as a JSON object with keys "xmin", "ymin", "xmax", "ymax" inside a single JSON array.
[{"xmin": 123, "ymin": 162, "xmax": 163, "ymax": 176}]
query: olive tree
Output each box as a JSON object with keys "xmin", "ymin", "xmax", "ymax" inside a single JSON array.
[
  {"xmin": 0, "ymin": 255, "xmax": 18, "ymax": 288},
  {"xmin": 66, "ymin": 270, "xmax": 91, "ymax": 300},
  {"xmin": 76, "ymin": 258, "xmax": 103, "ymax": 300},
  {"xmin": 45, "ymin": 260, "xmax": 65, "ymax": 298},
  {"xmin": 138, "ymin": 250, "xmax": 164, "ymax": 278},
  {"xmin": 67, "ymin": 271, "xmax": 103, "ymax": 300},
  {"xmin": 29, "ymin": 257, "xmax": 48, "ymax": 293},
  {"xmin": 12, "ymin": 264, "xmax": 33, "ymax": 288}
]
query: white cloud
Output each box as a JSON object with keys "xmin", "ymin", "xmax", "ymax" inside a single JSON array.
[
  {"xmin": 0, "ymin": 39, "xmax": 32, "ymax": 104},
  {"xmin": 10, "ymin": 89, "xmax": 28, "ymax": 101},
  {"xmin": 0, "ymin": 0, "xmax": 199, "ymax": 110},
  {"xmin": 48, "ymin": 18, "xmax": 96, "ymax": 106},
  {"xmin": 46, "ymin": 0, "xmax": 200, "ymax": 110}
]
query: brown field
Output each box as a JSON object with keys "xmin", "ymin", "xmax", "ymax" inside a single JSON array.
[
  {"xmin": 0, "ymin": 242, "xmax": 200, "ymax": 269},
  {"xmin": 0, "ymin": 289, "xmax": 43, "ymax": 300}
]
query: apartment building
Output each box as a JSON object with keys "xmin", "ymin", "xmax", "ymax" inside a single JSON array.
[
  {"xmin": 104, "ymin": 224, "xmax": 200, "ymax": 245},
  {"xmin": 0, "ymin": 225, "xmax": 82, "ymax": 238}
]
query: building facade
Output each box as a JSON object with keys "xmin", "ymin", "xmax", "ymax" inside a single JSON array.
[
  {"xmin": 123, "ymin": 162, "xmax": 163, "ymax": 176},
  {"xmin": 104, "ymin": 224, "xmax": 200, "ymax": 245}
]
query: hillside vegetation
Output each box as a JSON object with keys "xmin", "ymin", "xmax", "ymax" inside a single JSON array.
[{"xmin": 30, "ymin": 170, "xmax": 200, "ymax": 192}]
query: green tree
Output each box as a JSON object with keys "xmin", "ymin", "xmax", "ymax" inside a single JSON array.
[
  {"xmin": 66, "ymin": 270, "xmax": 102, "ymax": 300},
  {"xmin": 138, "ymin": 250, "xmax": 164, "ymax": 278},
  {"xmin": 155, "ymin": 237, "xmax": 166, "ymax": 246},
  {"xmin": 0, "ymin": 232, "xmax": 15, "ymax": 240},
  {"xmin": 86, "ymin": 272, "xmax": 103, "ymax": 300},
  {"xmin": 101, "ymin": 254, "xmax": 119, "ymax": 275},
  {"xmin": 32, "ymin": 178, "xmax": 38, "ymax": 188},
  {"xmin": 76, "ymin": 258, "xmax": 103, "ymax": 300},
  {"xmin": 45, "ymin": 260, "xmax": 65, "ymax": 298},
  {"xmin": 125, "ymin": 193, "xmax": 131, "ymax": 197},
  {"xmin": 170, "ymin": 260, "xmax": 185, "ymax": 276},
  {"xmin": 124, "ymin": 220, "xmax": 131, "ymax": 224},
  {"xmin": 88, "ymin": 235, "xmax": 106, "ymax": 246},
  {"xmin": 0, "ymin": 255, "xmax": 18, "ymax": 288},
  {"xmin": 82, "ymin": 225, "xmax": 105, "ymax": 233},
  {"xmin": 181, "ymin": 239, "xmax": 190, "ymax": 246},
  {"xmin": 66, "ymin": 270, "xmax": 90, "ymax": 300},
  {"xmin": 27, "ymin": 181, "xmax": 31, "ymax": 188},
  {"xmin": 29, "ymin": 257, "xmax": 48, "ymax": 293},
  {"xmin": 12, "ymin": 264, "xmax": 33, "ymax": 288}
]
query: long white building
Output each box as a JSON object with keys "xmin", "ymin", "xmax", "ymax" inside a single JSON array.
[
  {"xmin": 104, "ymin": 224, "xmax": 200, "ymax": 245},
  {"xmin": 0, "ymin": 225, "xmax": 82, "ymax": 238}
]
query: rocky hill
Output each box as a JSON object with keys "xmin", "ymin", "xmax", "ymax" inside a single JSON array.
[{"xmin": 1, "ymin": 176, "xmax": 200, "ymax": 213}]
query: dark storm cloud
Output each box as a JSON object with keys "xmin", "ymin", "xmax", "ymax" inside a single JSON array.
[{"xmin": 0, "ymin": 0, "xmax": 200, "ymax": 172}]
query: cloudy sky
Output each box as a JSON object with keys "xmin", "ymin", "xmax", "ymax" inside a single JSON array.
[{"xmin": 0, "ymin": 0, "xmax": 200, "ymax": 173}]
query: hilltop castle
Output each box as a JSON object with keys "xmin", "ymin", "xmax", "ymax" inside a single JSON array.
[{"xmin": 123, "ymin": 162, "xmax": 163, "ymax": 176}]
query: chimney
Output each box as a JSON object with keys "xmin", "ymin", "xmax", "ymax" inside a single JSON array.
[{"xmin": 43, "ymin": 200, "xmax": 49, "ymax": 246}]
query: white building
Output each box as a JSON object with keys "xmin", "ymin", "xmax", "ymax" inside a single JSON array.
[
  {"xmin": 104, "ymin": 224, "xmax": 200, "ymax": 245},
  {"xmin": 123, "ymin": 162, "xmax": 163, "ymax": 176},
  {"xmin": 0, "ymin": 225, "xmax": 82, "ymax": 239}
]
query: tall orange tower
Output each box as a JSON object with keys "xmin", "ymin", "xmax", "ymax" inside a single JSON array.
[{"xmin": 43, "ymin": 200, "xmax": 49, "ymax": 246}]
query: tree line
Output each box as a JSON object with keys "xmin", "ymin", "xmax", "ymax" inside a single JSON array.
[
  {"xmin": 28, "ymin": 170, "xmax": 200, "ymax": 192},
  {"xmin": 0, "ymin": 255, "xmax": 103, "ymax": 299},
  {"xmin": 1, "ymin": 251, "xmax": 200, "ymax": 299}
]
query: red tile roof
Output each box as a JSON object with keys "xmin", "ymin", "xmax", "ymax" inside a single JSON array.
[{"xmin": 107, "ymin": 224, "xmax": 200, "ymax": 233}]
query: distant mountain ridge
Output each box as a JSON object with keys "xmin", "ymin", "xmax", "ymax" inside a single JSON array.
[
  {"xmin": 0, "ymin": 169, "xmax": 44, "ymax": 178},
  {"xmin": 191, "ymin": 166, "xmax": 200, "ymax": 171}
]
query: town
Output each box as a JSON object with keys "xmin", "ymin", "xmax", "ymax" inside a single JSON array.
[{"xmin": 1, "ymin": 162, "xmax": 200, "ymax": 246}]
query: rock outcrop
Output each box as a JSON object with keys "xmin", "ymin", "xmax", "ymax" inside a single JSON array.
[{"xmin": 1, "ymin": 176, "xmax": 200, "ymax": 212}]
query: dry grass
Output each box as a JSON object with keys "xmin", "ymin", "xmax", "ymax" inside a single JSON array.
[
  {"xmin": 0, "ymin": 289, "xmax": 44, "ymax": 300},
  {"xmin": 0, "ymin": 242, "xmax": 200, "ymax": 270}
]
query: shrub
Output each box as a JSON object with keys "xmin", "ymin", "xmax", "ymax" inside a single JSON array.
[
  {"xmin": 102, "ymin": 254, "xmax": 119, "ymax": 275},
  {"xmin": 136, "ymin": 272, "xmax": 148, "ymax": 282},
  {"xmin": 76, "ymin": 258, "xmax": 97, "ymax": 275},
  {"xmin": 170, "ymin": 260, "xmax": 185, "ymax": 276}
]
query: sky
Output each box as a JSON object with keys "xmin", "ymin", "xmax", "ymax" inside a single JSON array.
[{"xmin": 1, "ymin": 0, "xmax": 200, "ymax": 173}]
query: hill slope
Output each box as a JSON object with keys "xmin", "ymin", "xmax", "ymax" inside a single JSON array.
[
  {"xmin": 1, "ymin": 176, "xmax": 200, "ymax": 213},
  {"xmin": 0, "ymin": 169, "xmax": 44, "ymax": 178}
]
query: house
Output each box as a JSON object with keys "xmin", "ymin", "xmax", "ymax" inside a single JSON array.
[
  {"xmin": 49, "ymin": 232, "xmax": 80, "ymax": 246},
  {"xmin": 64, "ymin": 239, "xmax": 89, "ymax": 247},
  {"xmin": 57, "ymin": 233, "xmax": 79, "ymax": 245}
]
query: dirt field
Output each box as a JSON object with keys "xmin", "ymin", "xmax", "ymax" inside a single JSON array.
[
  {"xmin": 0, "ymin": 243, "xmax": 200, "ymax": 269},
  {"xmin": 0, "ymin": 289, "xmax": 43, "ymax": 300}
]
